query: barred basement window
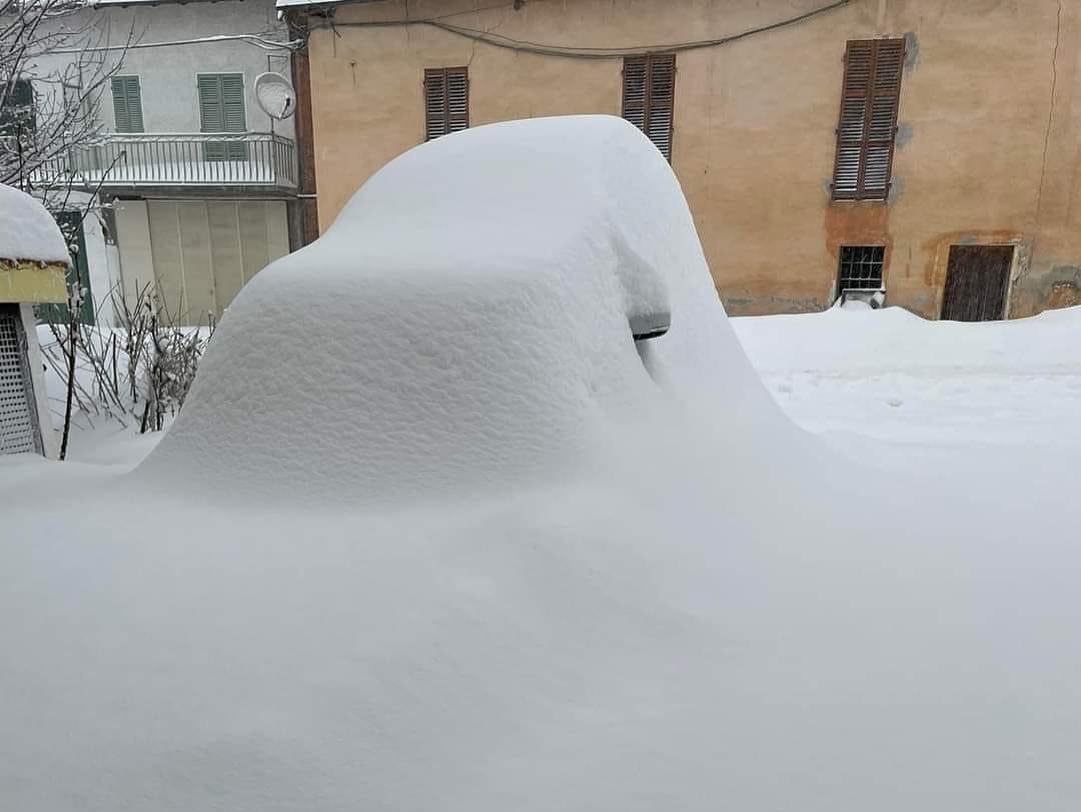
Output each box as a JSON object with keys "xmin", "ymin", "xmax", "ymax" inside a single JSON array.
[
  {"xmin": 424, "ymin": 67, "xmax": 469, "ymax": 141},
  {"xmin": 832, "ymin": 39, "xmax": 905, "ymax": 200},
  {"xmin": 837, "ymin": 246, "xmax": 885, "ymax": 296},
  {"xmin": 622, "ymin": 54, "xmax": 675, "ymax": 161}
]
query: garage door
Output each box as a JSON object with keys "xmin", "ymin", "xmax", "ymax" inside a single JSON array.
[
  {"xmin": 116, "ymin": 199, "xmax": 290, "ymax": 326},
  {"xmin": 0, "ymin": 305, "xmax": 42, "ymax": 455}
]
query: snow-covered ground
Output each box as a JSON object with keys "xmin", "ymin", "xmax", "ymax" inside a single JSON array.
[
  {"xmin": 739, "ymin": 304, "xmax": 1081, "ymax": 452},
  {"xmin": 3, "ymin": 118, "xmax": 1081, "ymax": 810},
  {"xmin": 28, "ymin": 303, "xmax": 1081, "ymax": 472}
]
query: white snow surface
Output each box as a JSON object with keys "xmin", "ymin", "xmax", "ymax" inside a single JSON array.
[
  {"xmin": 0, "ymin": 183, "xmax": 70, "ymax": 264},
  {"xmin": 738, "ymin": 303, "xmax": 1081, "ymax": 449},
  {"xmin": 145, "ymin": 115, "xmax": 771, "ymax": 505},
  {"xmin": 3, "ymin": 117, "xmax": 1081, "ymax": 811}
]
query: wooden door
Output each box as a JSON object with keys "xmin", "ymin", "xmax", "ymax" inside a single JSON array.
[{"xmin": 941, "ymin": 245, "xmax": 1013, "ymax": 322}]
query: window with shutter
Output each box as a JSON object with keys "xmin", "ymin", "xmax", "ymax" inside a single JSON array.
[
  {"xmin": 198, "ymin": 73, "xmax": 247, "ymax": 162},
  {"xmin": 622, "ymin": 54, "xmax": 676, "ymax": 162},
  {"xmin": 832, "ymin": 39, "xmax": 905, "ymax": 201},
  {"xmin": 111, "ymin": 76, "xmax": 144, "ymax": 133},
  {"xmin": 423, "ymin": 67, "xmax": 469, "ymax": 141},
  {"xmin": 0, "ymin": 78, "xmax": 35, "ymax": 137}
]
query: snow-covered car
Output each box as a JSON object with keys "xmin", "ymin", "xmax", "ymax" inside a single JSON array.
[
  {"xmin": 3, "ymin": 117, "xmax": 1080, "ymax": 811},
  {"xmin": 143, "ymin": 114, "xmax": 781, "ymax": 505}
]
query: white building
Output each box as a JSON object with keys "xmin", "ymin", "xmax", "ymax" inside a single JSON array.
[{"xmin": 29, "ymin": 0, "xmax": 298, "ymax": 326}]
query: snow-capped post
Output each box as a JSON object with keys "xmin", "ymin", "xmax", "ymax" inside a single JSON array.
[{"xmin": 57, "ymin": 264, "xmax": 86, "ymax": 460}]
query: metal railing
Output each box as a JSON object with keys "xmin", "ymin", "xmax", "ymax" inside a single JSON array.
[{"xmin": 32, "ymin": 132, "xmax": 297, "ymax": 189}]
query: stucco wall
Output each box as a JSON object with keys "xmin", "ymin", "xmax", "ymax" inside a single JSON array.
[
  {"xmin": 304, "ymin": 0, "xmax": 1080, "ymax": 318},
  {"xmin": 33, "ymin": 0, "xmax": 294, "ymax": 140},
  {"xmin": 97, "ymin": 2, "xmax": 294, "ymax": 139},
  {"xmin": 27, "ymin": 0, "xmax": 296, "ymax": 324}
]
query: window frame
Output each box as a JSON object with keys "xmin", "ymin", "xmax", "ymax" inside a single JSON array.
[
  {"xmin": 110, "ymin": 75, "xmax": 144, "ymax": 134},
  {"xmin": 831, "ymin": 38, "xmax": 906, "ymax": 201},
  {"xmin": 423, "ymin": 67, "xmax": 469, "ymax": 142},
  {"xmin": 621, "ymin": 53, "xmax": 676, "ymax": 162},
  {"xmin": 196, "ymin": 72, "xmax": 247, "ymax": 161},
  {"xmin": 0, "ymin": 78, "xmax": 36, "ymax": 137},
  {"xmin": 836, "ymin": 245, "xmax": 887, "ymax": 300}
]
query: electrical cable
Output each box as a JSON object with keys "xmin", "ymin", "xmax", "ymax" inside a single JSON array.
[
  {"xmin": 317, "ymin": 0, "xmax": 853, "ymax": 60},
  {"xmin": 49, "ymin": 32, "xmax": 299, "ymax": 54}
]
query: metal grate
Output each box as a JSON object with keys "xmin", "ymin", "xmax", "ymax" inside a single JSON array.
[
  {"xmin": 837, "ymin": 245, "xmax": 885, "ymax": 295},
  {"xmin": 0, "ymin": 306, "xmax": 41, "ymax": 455}
]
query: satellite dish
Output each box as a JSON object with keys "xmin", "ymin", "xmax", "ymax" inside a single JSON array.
[{"xmin": 255, "ymin": 72, "xmax": 296, "ymax": 120}]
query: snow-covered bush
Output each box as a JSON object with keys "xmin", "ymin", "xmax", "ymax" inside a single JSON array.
[{"xmin": 40, "ymin": 282, "xmax": 213, "ymax": 441}]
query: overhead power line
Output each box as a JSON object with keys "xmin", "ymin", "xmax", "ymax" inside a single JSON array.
[
  {"xmin": 50, "ymin": 32, "xmax": 299, "ymax": 54},
  {"xmin": 318, "ymin": 0, "xmax": 853, "ymax": 60}
]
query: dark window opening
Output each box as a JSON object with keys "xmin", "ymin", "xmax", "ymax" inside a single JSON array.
[
  {"xmin": 424, "ymin": 67, "xmax": 469, "ymax": 141},
  {"xmin": 837, "ymin": 246, "xmax": 885, "ymax": 297},
  {"xmin": 622, "ymin": 53, "xmax": 675, "ymax": 162},
  {"xmin": 0, "ymin": 78, "xmax": 35, "ymax": 137},
  {"xmin": 832, "ymin": 39, "xmax": 905, "ymax": 201}
]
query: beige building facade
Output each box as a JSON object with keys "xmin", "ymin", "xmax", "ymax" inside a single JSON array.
[{"xmin": 292, "ymin": 0, "xmax": 1081, "ymax": 318}]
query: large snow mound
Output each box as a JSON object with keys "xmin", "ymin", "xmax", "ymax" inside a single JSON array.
[
  {"xmin": 147, "ymin": 115, "xmax": 785, "ymax": 504},
  {"xmin": 0, "ymin": 183, "xmax": 69, "ymax": 264},
  {"xmin": 9, "ymin": 120, "xmax": 1081, "ymax": 812}
]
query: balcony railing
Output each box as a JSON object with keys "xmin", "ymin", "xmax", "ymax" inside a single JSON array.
[{"xmin": 33, "ymin": 132, "xmax": 297, "ymax": 190}]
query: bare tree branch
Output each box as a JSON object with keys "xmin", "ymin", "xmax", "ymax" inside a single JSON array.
[{"xmin": 1, "ymin": 0, "xmax": 135, "ymax": 190}]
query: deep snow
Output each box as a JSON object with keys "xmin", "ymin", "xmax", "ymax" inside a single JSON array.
[
  {"xmin": 144, "ymin": 114, "xmax": 785, "ymax": 506},
  {"xmin": 3, "ymin": 118, "xmax": 1081, "ymax": 811},
  {"xmin": 739, "ymin": 303, "xmax": 1081, "ymax": 450}
]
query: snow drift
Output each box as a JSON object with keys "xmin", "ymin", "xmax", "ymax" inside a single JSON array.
[
  {"xmin": 146, "ymin": 115, "xmax": 787, "ymax": 504},
  {"xmin": 5, "ymin": 118, "xmax": 1081, "ymax": 812}
]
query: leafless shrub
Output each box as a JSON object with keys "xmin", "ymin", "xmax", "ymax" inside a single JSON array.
[
  {"xmin": 40, "ymin": 281, "xmax": 214, "ymax": 456},
  {"xmin": 135, "ymin": 287, "xmax": 214, "ymax": 433}
]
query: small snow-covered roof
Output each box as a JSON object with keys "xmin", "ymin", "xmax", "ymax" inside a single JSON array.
[{"xmin": 0, "ymin": 184, "xmax": 69, "ymax": 265}]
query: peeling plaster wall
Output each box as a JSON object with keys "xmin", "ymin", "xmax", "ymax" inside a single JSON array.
[{"xmin": 306, "ymin": 0, "xmax": 1081, "ymax": 318}]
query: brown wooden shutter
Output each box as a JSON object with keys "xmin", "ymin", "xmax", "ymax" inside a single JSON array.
[
  {"xmin": 622, "ymin": 53, "xmax": 676, "ymax": 162},
  {"xmin": 424, "ymin": 67, "xmax": 469, "ymax": 142},
  {"xmin": 832, "ymin": 39, "xmax": 904, "ymax": 200}
]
